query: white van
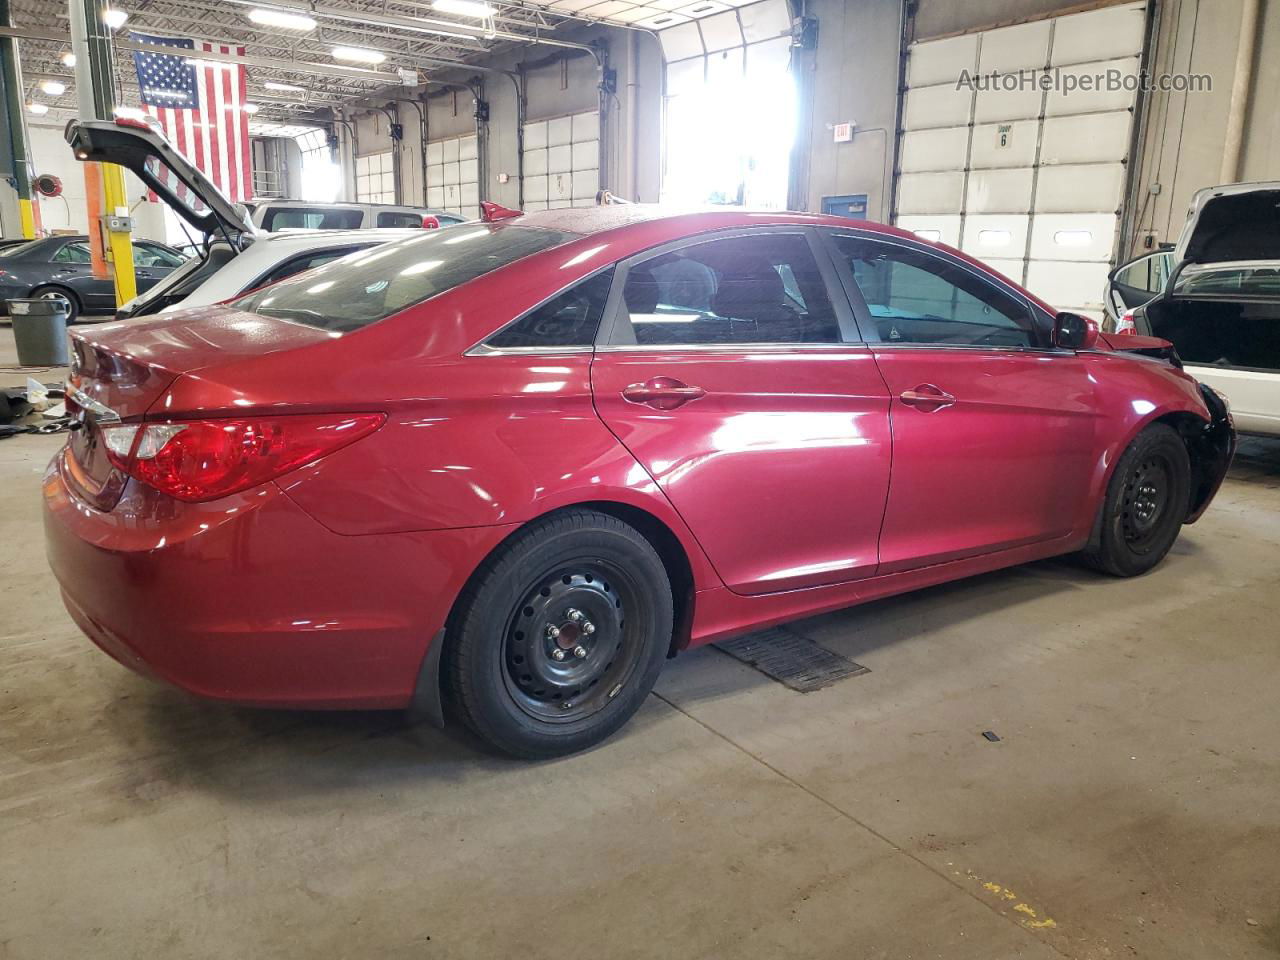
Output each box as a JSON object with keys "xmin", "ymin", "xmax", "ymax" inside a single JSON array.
[{"xmin": 248, "ymin": 200, "xmax": 467, "ymax": 232}]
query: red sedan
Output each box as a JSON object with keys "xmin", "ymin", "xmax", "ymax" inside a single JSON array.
[{"xmin": 44, "ymin": 204, "xmax": 1234, "ymax": 758}]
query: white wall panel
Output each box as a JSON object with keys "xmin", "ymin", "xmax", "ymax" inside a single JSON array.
[
  {"xmin": 899, "ymin": 127, "xmax": 970, "ymax": 173},
  {"xmin": 961, "ymin": 214, "xmax": 1029, "ymax": 260},
  {"xmin": 523, "ymin": 120, "xmax": 548, "ymax": 150},
  {"xmin": 977, "ymin": 19, "xmax": 1050, "ymax": 73},
  {"xmin": 905, "ymin": 34, "xmax": 977, "ymax": 87},
  {"xmin": 1045, "ymin": 56, "xmax": 1143, "ymax": 116},
  {"xmin": 896, "ymin": 172, "xmax": 965, "ymax": 215},
  {"xmin": 1028, "ymin": 213, "xmax": 1118, "ymax": 261},
  {"xmin": 904, "ymin": 83, "xmax": 972, "ymax": 130},
  {"xmin": 1050, "ymin": 2, "xmax": 1147, "ymax": 67},
  {"xmin": 969, "ymin": 120, "xmax": 1038, "ymax": 168},
  {"xmin": 548, "ymin": 144, "xmax": 573, "ymax": 174},
  {"xmin": 1026, "ymin": 260, "xmax": 1109, "ymax": 316},
  {"xmin": 547, "ymin": 116, "xmax": 573, "ymax": 147},
  {"xmin": 1040, "ymin": 112, "xmax": 1132, "ymax": 165},
  {"xmin": 1034, "ymin": 164, "xmax": 1126, "ymax": 213},
  {"xmin": 524, "ymin": 175, "xmax": 549, "ymax": 202},
  {"xmin": 973, "ymin": 84, "xmax": 1043, "ymax": 123},
  {"xmin": 523, "ymin": 110, "xmax": 601, "ymax": 210},
  {"xmin": 571, "ymin": 139, "xmax": 599, "ymax": 171},
  {"xmin": 524, "ymin": 148, "xmax": 549, "ymax": 176},
  {"xmin": 894, "ymin": 214, "xmax": 961, "ymax": 248},
  {"xmin": 965, "ymin": 167, "xmax": 1034, "ymax": 214}
]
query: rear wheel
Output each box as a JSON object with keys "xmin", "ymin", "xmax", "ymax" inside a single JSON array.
[
  {"xmin": 1082, "ymin": 423, "xmax": 1191, "ymax": 577},
  {"xmin": 30, "ymin": 285, "xmax": 81, "ymax": 323},
  {"xmin": 446, "ymin": 510, "xmax": 673, "ymax": 759}
]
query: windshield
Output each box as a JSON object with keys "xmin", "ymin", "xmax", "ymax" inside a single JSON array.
[{"xmin": 234, "ymin": 224, "xmax": 576, "ymax": 332}]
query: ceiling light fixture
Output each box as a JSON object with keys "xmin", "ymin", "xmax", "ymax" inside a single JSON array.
[
  {"xmin": 331, "ymin": 46, "xmax": 387, "ymax": 64},
  {"xmin": 263, "ymin": 81, "xmax": 306, "ymax": 92},
  {"xmin": 28, "ymin": 102, "xmax": 50, "ymax": 115},
  {"xmin": 242, "ymin": 103, "xmax": 260, "ymax": 114},
  {"xmin": 247, "ymin": 7, "xmax": 317, "ymax": 31},
  {"xmin": 62, "ymin": 52, "xmax": 76, "ymax": 67},
  {"xmin": 39, "ymin": 80, "xmax": 67, "ymax": 96},
  {"xmin": 102, "ymin": 8, "xmax": 128, "ymax": 29},
  {"xmin": 430, "ymin": 0, "xmax": 495, "ymax": 17}
]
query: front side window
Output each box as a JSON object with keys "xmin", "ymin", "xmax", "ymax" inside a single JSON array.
[
  {"xmin": 615, "ymin": 233, "xmax": 840, "ymax": 346},
  {"xmin": 53, "ymin": 243, "xmax": 92, "ymax": 265},
  {"xmin": 234, "ymin": 225, "xmax": 575, "ymax": 332},
  {"xmin": 830, "ymin": 235, "xmax": 1038, "ymax": 348},
  {"xmin": 487, "ymin": 269, "xmax": 615, "ymax": 349}
]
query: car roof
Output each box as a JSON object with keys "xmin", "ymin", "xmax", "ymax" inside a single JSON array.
[
  {"xmin": 506, "ymin": 206, "xmax": 1056, "ymax": 313},
  {"xmin": 256, "ymin": 228, "xmax": 423, "ymax": 246}
]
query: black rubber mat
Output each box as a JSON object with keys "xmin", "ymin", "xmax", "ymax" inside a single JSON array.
[{"xmin": 714, "ymin": 626, "xmax": 869, "ymax": 692}]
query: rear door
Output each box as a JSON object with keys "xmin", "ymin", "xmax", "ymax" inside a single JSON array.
[
  {"xmin": 590, "ymin": 227, "xmax": 893, "ymax": 595},
  {"xmin": 823, "ymin": 229, "xmax": 1098, "ymax": 573},
  {"xmin": 52, "ymin": 241, "xmax": 114, "ymax": 310}
]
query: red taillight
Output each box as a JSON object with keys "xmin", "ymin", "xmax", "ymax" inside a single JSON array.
[
  {"xmin": 102, "ymin": 413, "xmax": 384, "ymax": 502},
  {"xmin": 1115, "ymin": 311, "xmax": 1137, "ymax": 335}
]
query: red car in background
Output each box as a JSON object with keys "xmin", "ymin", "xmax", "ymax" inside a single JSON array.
[{"xmin": 44, "ymin": 121, "xmax": 1234, "ymax": 759}]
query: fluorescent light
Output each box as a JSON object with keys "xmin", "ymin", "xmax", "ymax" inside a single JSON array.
[
  {"xmin": 332, "ymin": 46, "xmax": 387, "ymax": 64},
  {"xmin": 102, "ymin": 8, "xmax": 128, "ymax": 29},
  {"xmin": 263, "ymin": 80, "xmax": 306, "ymax": 92},
  {"xmin": 431, "ymin": 0, "xmax": 494, "ymax": 17},
  {"xmin": 40, "ymin": 80, "xmax": 67, "ymax": 96},
  {"xmin": 247, "ymin": 7, "xmax": 317, "ymax": 31},
  {"xmin": 61, "ymin": 52, "xmax": 76, "ymax": 67},
  {"xmin": 242, "ymin": 103, "xmax": 260, "ymax": 114},
  {"xmin": 27, "ymin": 102, "xmax": 49, "ymax": 115}
]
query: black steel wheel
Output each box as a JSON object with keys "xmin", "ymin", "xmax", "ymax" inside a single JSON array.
[
  {"xmin": 1082, "ymin": 423, "xmax": 1191, "ymax": 577},
  {"xmin": 446, "ymin": 509, "xmax": 673, "ymax": 759}
]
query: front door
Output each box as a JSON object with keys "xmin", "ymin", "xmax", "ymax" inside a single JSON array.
[
  {"xmin": 591, "ymin": 228, "xmax": 893, "ymax": 596},
  {"xmin": 823, "ymin": 230, "xmax": 1099, "ymax": 574}
]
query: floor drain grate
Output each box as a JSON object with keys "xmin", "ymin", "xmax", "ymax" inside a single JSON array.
[{"xmin": 714, "ymin": 626, "xmax": 869, "ymax": 692}]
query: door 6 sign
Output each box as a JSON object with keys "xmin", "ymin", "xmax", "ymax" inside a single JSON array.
[{"xmin": 996, "ymin": 124, "xmax": 1013, "ymax": 149}]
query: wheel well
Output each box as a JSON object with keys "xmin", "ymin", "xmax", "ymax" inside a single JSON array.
[
  {"xmin": 31, "ymin": 284, "xmax": 82, "ymax": 309},
  {"xmin": 436, "ymin": 501, "xmax": 697, "ymax": 708},
  {"xmin": 1152, "ymin": 410, "xmax": 1226, "ymax": 519}
]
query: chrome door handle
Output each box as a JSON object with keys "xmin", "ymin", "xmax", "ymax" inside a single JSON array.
[
  {"xmin": 622, "ymin": 377, "xmax": 706, "ymax": 410},
  {"xmin": 900, "ymin": 384, "xmax": 956, "ymax": 411}
]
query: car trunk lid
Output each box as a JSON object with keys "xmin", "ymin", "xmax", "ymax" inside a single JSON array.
[
  {"xmin": 1174, "ymin": 181, "xmax": 1280, "ymax": 267},
  {"xmin": 63, "ymin": 308, "xmax": 332, "ymax": 510}
]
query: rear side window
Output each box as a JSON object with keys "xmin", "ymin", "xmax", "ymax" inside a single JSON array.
[
  {"xmin": 262, "ymin": 206, "xmax": 364, "ymax": 231},
  {"xmin": 53, "ymin": 242, "xmax": 93, "ymax": 264},
  {"xmin": 377, "ymin": 211, "xmax": 427, "ymax": 228},
  {"xmin": 235, "ymin": 225, "xmax": 576, "ymax": 332},
  {"xmin": 487, "ymin": 269, "xmax": 615, "ymax": 348}
]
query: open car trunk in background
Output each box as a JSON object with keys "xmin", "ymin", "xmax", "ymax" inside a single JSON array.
[{"xmin": 64, "ymin": 310, "xmax": 334, "ymax": 511}]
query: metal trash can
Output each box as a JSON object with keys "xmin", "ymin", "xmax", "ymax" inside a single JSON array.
[{"xmin": 7, "ymin": 298, "xmax": 70, "ymax": 367}]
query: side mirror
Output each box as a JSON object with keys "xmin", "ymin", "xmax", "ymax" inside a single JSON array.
[{"xmin": 1053, "ymin": 311, "xmax": 1099, "ymax": 350}]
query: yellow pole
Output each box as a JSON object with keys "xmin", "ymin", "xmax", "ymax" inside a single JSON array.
[
  {"xmin": 99, "ymin": 162, "xmax": 137, "ymax": 303},
  {"xmin": 18, "ymin": 197, "xmax": 35, "ymax": 238}
]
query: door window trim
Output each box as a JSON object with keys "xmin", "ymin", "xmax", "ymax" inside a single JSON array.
[
  {"xmin": 595, "ymin": 225, "xmax": 863, "ymax": 350},
  {"xmin": 817, "ymin": 227, "xmax": 1062, "ymax": 353},
  {"xmin": 465, "ymin": 263, "xmax": 619, "ymax": 356}
]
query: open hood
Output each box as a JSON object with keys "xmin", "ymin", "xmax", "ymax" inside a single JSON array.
[
  {"xmin": 1174, "ymin": 181, "xmax": 1280, "ymax": 265},
  {"xmin": 65, "ymin": 118, "xmax": 256, "ymax": 245}
]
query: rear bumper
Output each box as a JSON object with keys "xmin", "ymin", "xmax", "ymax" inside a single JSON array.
[{"xmin": 43, "ymin": 450, "xmax": 515, "ymax": 708}]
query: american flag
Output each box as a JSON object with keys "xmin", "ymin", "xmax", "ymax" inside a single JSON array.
[{"xmin": 131, "ymin": 33, "xmax": 253, "ymax": 204}]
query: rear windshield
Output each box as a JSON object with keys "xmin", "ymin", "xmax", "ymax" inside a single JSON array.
[{"xmin": 234, "ymin": 224, "xmax": 576, "ymax": 332}]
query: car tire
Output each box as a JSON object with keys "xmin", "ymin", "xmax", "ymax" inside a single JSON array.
[
  {"xmin": 446, "ymin": 509, "xmax": 673, "ymax": 760},
  {"xmin": 1081, "ymin": 423, "xmax": 1191, "ymax": 577},
  {"xmin": 30, "ymin": 285, "xmax": 81, "ymax": 323}
]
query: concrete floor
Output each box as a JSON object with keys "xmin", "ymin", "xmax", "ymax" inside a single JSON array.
[{"xmin": 3, "ymin": 321, "xmax": 1279, "ymax": 959}]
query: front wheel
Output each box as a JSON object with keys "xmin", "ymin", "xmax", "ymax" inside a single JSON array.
[
  {"xmin": 1082, "ymin": 423, "xmax": 1191, "ymax": 577},
  {"xmin": 446, "ymin": 510, "xmax": 673, "ymax": 759}
]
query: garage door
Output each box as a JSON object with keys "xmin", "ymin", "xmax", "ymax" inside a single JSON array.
[
  {"xmin": 522, "ymin": 111, "xmax": 600, "ymax": 211},
  {"xmin": 426, "ymin": 133, "xmax": 480, "ymax": 220},
  {"xmin": 894, "ymin": 1, "xmax": 1148, "ymax": 318}
]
